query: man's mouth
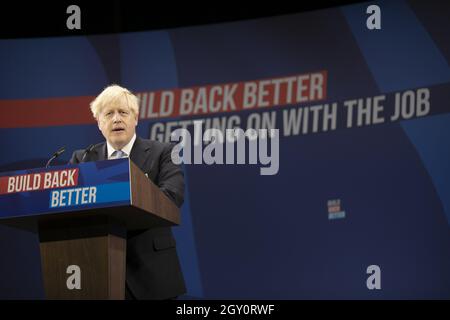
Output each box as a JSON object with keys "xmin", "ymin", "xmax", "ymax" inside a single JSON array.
[{"xmin": 112, "ymin": 128, "xmax": 125, "ymax": 133}]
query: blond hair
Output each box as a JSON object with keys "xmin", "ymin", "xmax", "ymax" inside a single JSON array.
[{"xmin": 90, "ymin": 84, "xmax": 139, "ymax": 119}]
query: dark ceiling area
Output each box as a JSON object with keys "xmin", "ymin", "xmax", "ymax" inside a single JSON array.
[{"xmin": 0, "ymin": 0, "xmax": 366, "ymax": 39}]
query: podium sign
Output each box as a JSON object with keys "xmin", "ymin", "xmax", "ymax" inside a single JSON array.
[{"xmin": 0, "ymin": 159, "xmax": 180, "ymax": 299}]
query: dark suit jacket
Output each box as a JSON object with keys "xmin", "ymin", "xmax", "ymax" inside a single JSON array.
[{"xmin": 69, "ymin": 136, "xmax": 186, "ymax": 299}]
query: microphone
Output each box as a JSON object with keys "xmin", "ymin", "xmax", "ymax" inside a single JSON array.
[
  {"xmin": 46, "ymin": 146, "xmax": 66, "ymax": 168},
  {"xmin": 81, "ymin": 143, "xmax": 101, "ymax": 162}
]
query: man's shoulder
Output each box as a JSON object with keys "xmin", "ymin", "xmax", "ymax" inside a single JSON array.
[
  {"xmin": 73, "ymin": 142, "xmax": 105, "ymax": 155},
  {"xmin": 138, "ymin": 138, "xmax": 174, "ymax": 152},
  {"xmin": 70, "ymin": 142, "xmax": 105, "ymax": 163},
  {"xmin": 70, "ymin": 149, "xmax": 85, "ymax": 164}
]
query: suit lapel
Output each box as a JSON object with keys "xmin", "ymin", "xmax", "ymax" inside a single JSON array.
[
  {"xmin": 130, "ymin": 136, "xmax": 151, "ymax": 171},
  {"xmin": 97, "ymin": 143, "xmax": 107, "ymax": 161}
]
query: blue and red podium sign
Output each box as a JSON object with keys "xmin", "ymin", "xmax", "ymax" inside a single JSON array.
[{"xmin": 0, "ymin": 159, "xmax": 130, "ymax": 220}]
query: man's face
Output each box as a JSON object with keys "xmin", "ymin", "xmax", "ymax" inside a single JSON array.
[{"xmin": 97, "ymin": 98, "xmax": 138, "ymax": 150}]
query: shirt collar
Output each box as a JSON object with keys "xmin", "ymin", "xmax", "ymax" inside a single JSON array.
[{"xmin": 106, "ymin": 133, "xmax": 136, "ymax": 159}]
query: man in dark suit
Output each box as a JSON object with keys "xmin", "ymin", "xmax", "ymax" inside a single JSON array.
[{"xmin": 69, "ymin": 84, "xmax": 186, "ymax": 300}]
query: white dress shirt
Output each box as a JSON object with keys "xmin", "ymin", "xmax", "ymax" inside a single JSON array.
[{"xmin": 107, "ymin": 133, "xmax": 136, "ymax": 160}]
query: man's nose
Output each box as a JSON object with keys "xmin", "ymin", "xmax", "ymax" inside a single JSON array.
[{"xmin": 112, "ymin": 112, "xmax": 122, "ymax": 122}]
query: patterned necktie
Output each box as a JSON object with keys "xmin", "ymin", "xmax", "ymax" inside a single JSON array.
[{"xmin": 111, "ymin": 150, "xmax": 127, "ymax": 159}]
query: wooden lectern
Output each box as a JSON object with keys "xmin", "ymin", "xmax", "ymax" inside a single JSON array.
[{"xmin": 0, "ymin": 158, "xmax": 180, "ymax": 299}]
